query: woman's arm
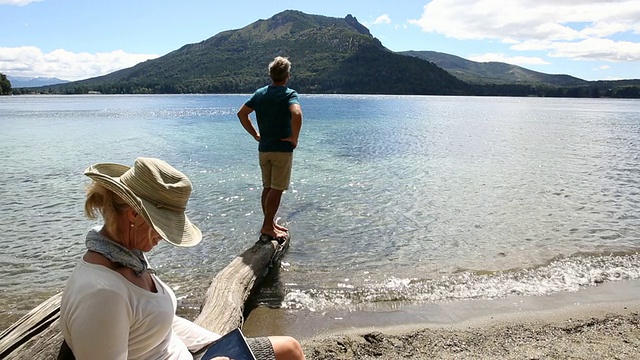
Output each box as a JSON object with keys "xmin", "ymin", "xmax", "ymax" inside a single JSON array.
[
  {"xmin": 172, "ymin": 315, "xmax": 221, "ymax": 352},
  {"xmin": 65, "ymin": 289, "xmax": 130, "ymax": 360}
]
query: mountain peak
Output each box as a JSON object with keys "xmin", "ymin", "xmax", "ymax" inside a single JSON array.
[
  {"xmin": 7, "ymin": 75, "xmax": 69, "ymax": 88},
  {"xmin": 344, "ymin": 14, "xmax": 371, "ymax": 36},
  {"xmin": 21, "ymin": 11, "xmax": 467, "ymax": 95}
]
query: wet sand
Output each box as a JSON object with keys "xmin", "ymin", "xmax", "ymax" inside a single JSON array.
[{"xmin": 244, "ymin": 280, "xmax": 640, "ymax": 359}]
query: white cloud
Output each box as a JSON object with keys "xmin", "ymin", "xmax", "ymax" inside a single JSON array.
[
  {"xmin": 372, "ymin": 14, "xmax": 392, "ymax": 25},
  {"xmin": 510, "ymin": 39, "xmax": 556, "ymax": 52},
  {"xmin": 513, "ymin": 37, "xmax": 640, "ymax": 61},
  {"xmin": 0, "ymin": 46, "xmax": 160, "ymax": 81},
  {"xmin": 410, "ymin": 0, "xmax": 640, "ymax": 63},
  {"xmin": 547, "ymin": 38, "xmax": 640, "ymax": 61},
  {"xmin": 468, "ymin": 52, "xmax": 550, "ymax": 66},
  {"xmin": 595, "ymin": 65, "xmax": 612, "ymax": 70},
  {"xmin": 0, "ymin": 0, "xmax": 42, "ymax": 5}
]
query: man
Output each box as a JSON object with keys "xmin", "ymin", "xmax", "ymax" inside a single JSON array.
[{"xmin": 237, "ymin": 56, "xmax": 303, "ymax": 240}]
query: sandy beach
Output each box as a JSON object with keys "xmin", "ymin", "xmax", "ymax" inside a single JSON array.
[
  {"xmin": 244, "ymin": 280, "xmax": 640, "ymax": 359},
  {"xmin": 299, "ymin": 302, "xmax": 639, "ymax": 359}
]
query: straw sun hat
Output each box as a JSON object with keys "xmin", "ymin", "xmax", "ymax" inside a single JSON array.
[{"xmin": 84, "ymin": 157, "xmax": 202, "ymax": 247}]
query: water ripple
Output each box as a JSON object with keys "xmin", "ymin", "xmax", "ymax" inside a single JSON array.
[{"xmin": 1, "ymin": 95, "xmax": 639, "ymax": 326}]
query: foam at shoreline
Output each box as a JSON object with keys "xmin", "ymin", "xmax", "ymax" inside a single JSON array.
[{"xmin": 243, "ymin": 279, "xmax": 640, "ymax": 340}]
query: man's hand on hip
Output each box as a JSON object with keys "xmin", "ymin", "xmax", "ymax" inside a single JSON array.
[{"xmin": 281, "ymin": 136, "xmax": 298, "ymax": 149}]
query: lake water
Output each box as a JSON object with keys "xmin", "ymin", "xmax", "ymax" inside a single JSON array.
[{"xmin": 1, "ymin": 94, "xmax": 639, "ymax": 330}]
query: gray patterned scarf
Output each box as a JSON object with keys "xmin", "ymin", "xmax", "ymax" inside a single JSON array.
[{"xmin": 85, "ymin": 226, "xmax": 153, "ymax": 276}]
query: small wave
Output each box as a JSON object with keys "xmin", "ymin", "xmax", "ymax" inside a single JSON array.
[{"xmin": 281, "ymin": 253, "xmax": 640, "ymax": 311}]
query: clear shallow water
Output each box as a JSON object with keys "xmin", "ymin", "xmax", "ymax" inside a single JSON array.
[{"xmin": 1, "ymin": 94, "xmax": 639, "ymax": 327}]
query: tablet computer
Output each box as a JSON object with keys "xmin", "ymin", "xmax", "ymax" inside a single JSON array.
[{"xmin": 201, "ymin": 328, "xmax": 256, "ymax": 360}]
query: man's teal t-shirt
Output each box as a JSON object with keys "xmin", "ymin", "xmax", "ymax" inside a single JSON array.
[{"xmin": 245, "ymin": 85, "xmax": 300, "ymax": 152}]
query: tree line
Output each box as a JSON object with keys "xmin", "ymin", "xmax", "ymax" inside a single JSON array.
[
  {"xmin": 12, "ymin": 79, "xmax": 640, "ymax": 99},
  {"xmin": 1, "ymin": 73, "xmax": 11, "ymax": 95}
]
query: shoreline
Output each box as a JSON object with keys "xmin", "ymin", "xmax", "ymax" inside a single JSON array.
[
  {"xmin": 243, "ymin": 280, "xmax": 640, "ymax": 359},
  {"xmin": 2, "ymin": 281, "xmax": 638, "ymax": 359},
  {"xmin": 300, "ymin": 301, "xmax": 639, "ymax": 359}
]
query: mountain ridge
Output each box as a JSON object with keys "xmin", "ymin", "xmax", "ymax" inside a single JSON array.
[
  {"xmin": 34, "ymin": 10, "xmax": 468, "ymax": 95},
  {"xmin": 8, "ymin": 75, "xmax": 69, "ymax": 88},
  {"xmin": 400, "ymin": 50, "xmax": 589, "ymax": 86},
  {"xmin": 10, "ymin": 10, "xmax": 640, "ymax": 98}
]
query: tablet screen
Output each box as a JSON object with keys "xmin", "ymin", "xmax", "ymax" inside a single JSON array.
[{"xmin": 201, "ymin": 328, "xmax": 256, "ymax": 360}]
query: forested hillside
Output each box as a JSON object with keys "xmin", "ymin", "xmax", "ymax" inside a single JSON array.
[
  {"xmin": 38, "ymin": 11, "xmax": 468, "ymax": 95},
  {"xmin": 401, "ymin": 51, "xmax": 587, "ymax": 86},
  {"xmin": 16, "ymin": 11, "xmax": 639, "ymax": 98},
  {"xmin": 400, "ymin": 50, "xmax": 640, "ymax": 98}
]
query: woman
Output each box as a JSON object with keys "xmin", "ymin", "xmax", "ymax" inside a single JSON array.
[{"xmin": 59, "ymin": 157, "xmax": 305, "ymax": 360}]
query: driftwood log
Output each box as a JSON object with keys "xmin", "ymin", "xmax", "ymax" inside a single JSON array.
[{"xmin": 0, "ymin": 236, "xmax": 289, "ymax": 359}]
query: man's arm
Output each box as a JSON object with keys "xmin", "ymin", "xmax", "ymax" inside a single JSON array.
[
  {"xmin": 282, "ymin": 103, "xmax": 302, "ymax": 149},
  {"xmin": 237, "ymin": 104, "xmax": 260, "ymax": 141}
]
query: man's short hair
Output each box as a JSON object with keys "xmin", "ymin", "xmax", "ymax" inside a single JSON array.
[{"xmin": 269, "ymin": 56, "xmax": 291, "ymax": 82}]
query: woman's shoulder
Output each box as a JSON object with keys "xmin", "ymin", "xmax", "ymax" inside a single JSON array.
[
  {"xmin": 66, "ymin": 258, "xmax": 130, "ymax": 291},
  {"xmin": 61, "ymin": 260, "xmax": 132, "ymax": 315},
  {"xmin": 67, "ymin": 256, "xmax": 169, "ymax": 298}
]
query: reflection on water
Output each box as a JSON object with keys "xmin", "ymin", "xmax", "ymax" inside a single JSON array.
[{"xmin": 1, "ymin": 95, "xmax": 639, "ymax": 329}]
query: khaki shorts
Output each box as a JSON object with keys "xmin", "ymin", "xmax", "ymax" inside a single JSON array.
[{"xmin": 259, "ymin": 152, "xmax": 293, "ymax": 191}]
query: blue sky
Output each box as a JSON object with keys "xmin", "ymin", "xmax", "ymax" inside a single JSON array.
[{"xmin": 1, "ymin": 0, "xmax": 638, "ymax": 81}]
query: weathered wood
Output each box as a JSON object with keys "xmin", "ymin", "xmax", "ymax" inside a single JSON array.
[
  {"xmin": 0, "ymin": 236, "xmax": 290, "ymax": 359},
  {"xmin": 0, "ymin": 293, "xmax": 63, "ymax": 359},
  {"xmin": 195, "ymin": 236, "xmax": 290, "ymax": 334}
]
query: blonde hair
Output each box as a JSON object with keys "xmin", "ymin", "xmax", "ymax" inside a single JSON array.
[
  {"xmin": 84, "ymin": 182, "xmax": 130, "ymax": 235},
  {"xmin": 269, "ymin": 56, "xmax": 291, "ymax": 82}
]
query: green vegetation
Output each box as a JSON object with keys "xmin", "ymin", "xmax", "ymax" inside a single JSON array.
[
  {"xmin": 15, "ymin": 11, "xmax": 640, "ymax": 98},
  {"xmin": 401, "ymin": 50, "xmax": 588, "ymax": 86},
  {"xmin": 1, "ymin": 73, "xmax": 11, "ymax": 95},
  {"xmin": 22, "ymin": 11, "xmax": 469, "ymax": 96},
  {"xmin": 403, "ymin": 50, "xmax": 640, "ymax": 98},
  {"xmin": 468, "ymin": 83, "xmax": 640, "ymax": 98}
]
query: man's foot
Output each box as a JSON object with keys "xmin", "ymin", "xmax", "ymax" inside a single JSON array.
[
  {"xmin": 259, "ymin": 233, "xmax": 287, "ymax": 245},
  {"xmin": 274, "ymin": 217, "xmax": 289, "ymax": 233},
  {"xmin": 274, "ymin": 222, "xmax": 288, "ymax": 232},
  {"xmin": 260, "ymin": 227, "xmax": 287, "ymax": 240}
]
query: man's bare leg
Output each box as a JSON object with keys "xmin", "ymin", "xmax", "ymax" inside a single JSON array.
[
  {"xmin": 261, "ymin": 188, "xmax": 287, "ymax": 238},
  {"xmin": 261, "ymin": 188, "xmax": 288, "ymax": 235}
]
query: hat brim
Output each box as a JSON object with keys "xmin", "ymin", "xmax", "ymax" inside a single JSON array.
[
  {"xmin": 140, "ymin": 198, "xmax": 202, "ymax": 247},
  {"xmin": 84, "ymin": 162, "xmax": 202, "ymax": 247}
]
